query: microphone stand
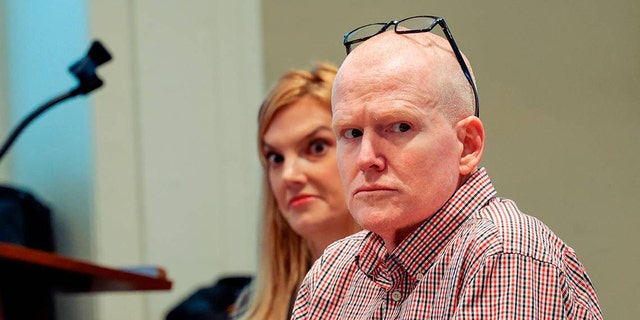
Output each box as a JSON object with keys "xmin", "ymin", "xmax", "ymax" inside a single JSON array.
[{"xmin": 0, "ymin": 40, "xmax": 112, "ymax": 163}]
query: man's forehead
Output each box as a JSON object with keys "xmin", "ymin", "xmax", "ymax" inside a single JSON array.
[{"xmin": 333, "ymin": 65, "xmax": 436, "ymax": 112}]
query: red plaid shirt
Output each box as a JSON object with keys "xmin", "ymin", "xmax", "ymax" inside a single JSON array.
[{"xmin": 292, "ymin": 168, "xmax": 602, "ymax": 319}]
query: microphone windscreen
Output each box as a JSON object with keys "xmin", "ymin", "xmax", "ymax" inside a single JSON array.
[{"xmin": 88, "ymin": 41, "xmax": 112, "ymax": 66}]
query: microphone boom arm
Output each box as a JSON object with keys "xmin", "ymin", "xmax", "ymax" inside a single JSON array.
[{"xmin": 0, "ymin": 40, "xmax": 112, "ymax": 163}]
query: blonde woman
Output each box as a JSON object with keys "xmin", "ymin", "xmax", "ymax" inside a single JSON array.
[{"xmin": 233, "ymin": 62, "xmax": 359, "ymax": 319}]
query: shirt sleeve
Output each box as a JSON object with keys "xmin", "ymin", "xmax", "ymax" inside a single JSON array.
[
  {"xmin": 290, "ymin": 278, "xmax": 310, "ymax": 319},
  {"xmin": 291, "ymin": 258, "xmax": 319, "ymax": 320},
  {"xmin": 454, "ymin": 252, "xmax": 603, "ymax": 320}
]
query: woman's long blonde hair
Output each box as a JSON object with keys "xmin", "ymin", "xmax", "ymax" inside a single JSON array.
[{"xmin": 237, "ymin": 62, "xmax": 338, "ymax": 320}]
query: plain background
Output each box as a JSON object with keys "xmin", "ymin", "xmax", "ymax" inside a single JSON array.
[{"xmin": 0, "ymin": 0, "xmax": 638, "ymax": 319}]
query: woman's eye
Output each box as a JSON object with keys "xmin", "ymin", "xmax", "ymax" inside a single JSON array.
[
  {"xmin": 309, "ymin": 139, "xmax": 329, "ymax": 156},
  {"xmin": 343, "ymin": 128, "xmax": 363, "ymax": 139},
  {"xmin": 391, "ymin": 122, "xmax": 411, "ymax": 133},
  {"xmin": 266, "ymin": 152, "xmax": 284, "ymax": 165}
]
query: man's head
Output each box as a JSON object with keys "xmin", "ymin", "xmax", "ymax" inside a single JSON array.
[{"xmin": 331, "ymin": 30, "xmax": 484, "ymax": 250}]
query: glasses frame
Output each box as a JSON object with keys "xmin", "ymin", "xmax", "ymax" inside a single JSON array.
[{"xmin": 343, "ymin": 15, "xmax": 479, "ymax": 117}]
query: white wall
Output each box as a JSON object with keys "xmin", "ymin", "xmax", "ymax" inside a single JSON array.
[{"xmin": 90, "ymin": 1, "xmax": 263, "ymax": 319}]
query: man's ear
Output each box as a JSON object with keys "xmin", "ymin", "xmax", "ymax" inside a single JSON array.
[{"xmin": 456, "ymin": 116, "xmax": 484, "ymax": 175}]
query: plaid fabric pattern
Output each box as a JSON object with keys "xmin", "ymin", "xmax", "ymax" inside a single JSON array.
[{"xmin": 292, "ymin": 168, "xmax": 602, "ymax": 319}]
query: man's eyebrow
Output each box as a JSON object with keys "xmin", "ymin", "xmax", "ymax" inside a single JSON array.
[
  {"xmin": 332, "ymin": 116, "xmax": 348, "ymax": 126},
  {"xmin": 331, "ymin": 115, "xmax": 354, "ymax": 133},
  {"xmin": 332, "ymin": 105, "xmax": 423, "ymax": 126}
]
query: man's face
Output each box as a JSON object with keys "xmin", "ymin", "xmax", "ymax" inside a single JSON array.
[{"xmin": 332, "ymin": 35, "xmax": 464, "ymax": 247}]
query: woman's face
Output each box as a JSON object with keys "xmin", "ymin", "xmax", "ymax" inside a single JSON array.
[{"xmin": 262, "ymin": 96, "xmax": 351, "ymax": 241}]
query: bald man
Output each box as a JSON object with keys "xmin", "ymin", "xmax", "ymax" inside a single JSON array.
[{"xmin": 291, "ymin": 17, "xmax": 602, "ymax": 320}]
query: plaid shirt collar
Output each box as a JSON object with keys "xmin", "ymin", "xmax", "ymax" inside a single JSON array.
[{"xmin": 354, "ymin": 167, "xmax": 497, "ymax": 283}]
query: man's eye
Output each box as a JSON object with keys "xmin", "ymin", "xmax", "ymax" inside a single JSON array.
[
  {"xmin": 343, "ymin": 129, "xmax": 363, "ymax": 139},
  {"xmin": 391, "ymin": 123, "xmax": 411, "ymax": 133},
  {"xmin": 266, "ymin": 152, "xmax": 284, "ymax": 164}
]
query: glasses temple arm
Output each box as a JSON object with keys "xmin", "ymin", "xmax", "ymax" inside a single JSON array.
[{"xmin": 441, "ymin": 25, "xmax": 480, "ymax": 117}]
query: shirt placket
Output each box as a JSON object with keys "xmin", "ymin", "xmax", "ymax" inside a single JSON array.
[{"xmin": 377, "ymin": 255, "xmax": 411, "ymax": 319}]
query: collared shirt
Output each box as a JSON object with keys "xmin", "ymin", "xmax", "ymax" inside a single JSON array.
[{"xmin": 292, "ymin": 168, "xmax": 602, "ymax": 319}]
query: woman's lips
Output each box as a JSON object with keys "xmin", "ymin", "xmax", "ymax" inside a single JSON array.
[{"xmin": 288, "ymin": 194, "xmax": 316, "ymax": 208}]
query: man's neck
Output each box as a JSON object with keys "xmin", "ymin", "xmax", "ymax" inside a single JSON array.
[{"xmin": 381, "ymin": 221, "xmax": 424, "ymax": 253}]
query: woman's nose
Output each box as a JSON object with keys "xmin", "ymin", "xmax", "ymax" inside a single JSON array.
[{"xmin": 282, "ymin": 157, "xmax": 308, "ymax": 185}]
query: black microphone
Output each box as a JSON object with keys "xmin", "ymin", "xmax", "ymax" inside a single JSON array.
[
  {"xmin": 0, "ymin": 39, "xmax": 112, "ymax": 163},
  {"xmin": 68, "ymin": 40, "xmax": 112, "ymax": 95}
]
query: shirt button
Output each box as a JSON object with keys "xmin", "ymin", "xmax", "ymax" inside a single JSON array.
[
  {"xmin": 391, "ymin": 291, "xmax": 402, "ymax": 301},
  {"xmin": 416, "ymin": 273, "xmax": 424, "ymax": 281}
]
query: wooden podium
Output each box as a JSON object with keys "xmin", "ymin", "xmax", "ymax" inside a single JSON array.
[{"xmin": 0, "ymin": 242, "xmax": 172, "ymax": 319}]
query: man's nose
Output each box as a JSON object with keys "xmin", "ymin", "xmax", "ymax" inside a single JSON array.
[{"xmin": 356, "ymin": 132, "xmax": 385, "ymax": 172}]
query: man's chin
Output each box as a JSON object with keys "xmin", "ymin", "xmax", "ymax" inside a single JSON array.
[{"xmin": 353, "ymin": 209, "xmax": 395, "ymax": 232}]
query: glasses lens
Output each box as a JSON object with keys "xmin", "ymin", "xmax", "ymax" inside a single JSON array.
[
  {"xmin": 345, "ymin": 23, "xmax": 387, "ymax": 52},
  {"xmin": 396, "ymin": 16, "xmax": 439, "ymax": 33}
]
